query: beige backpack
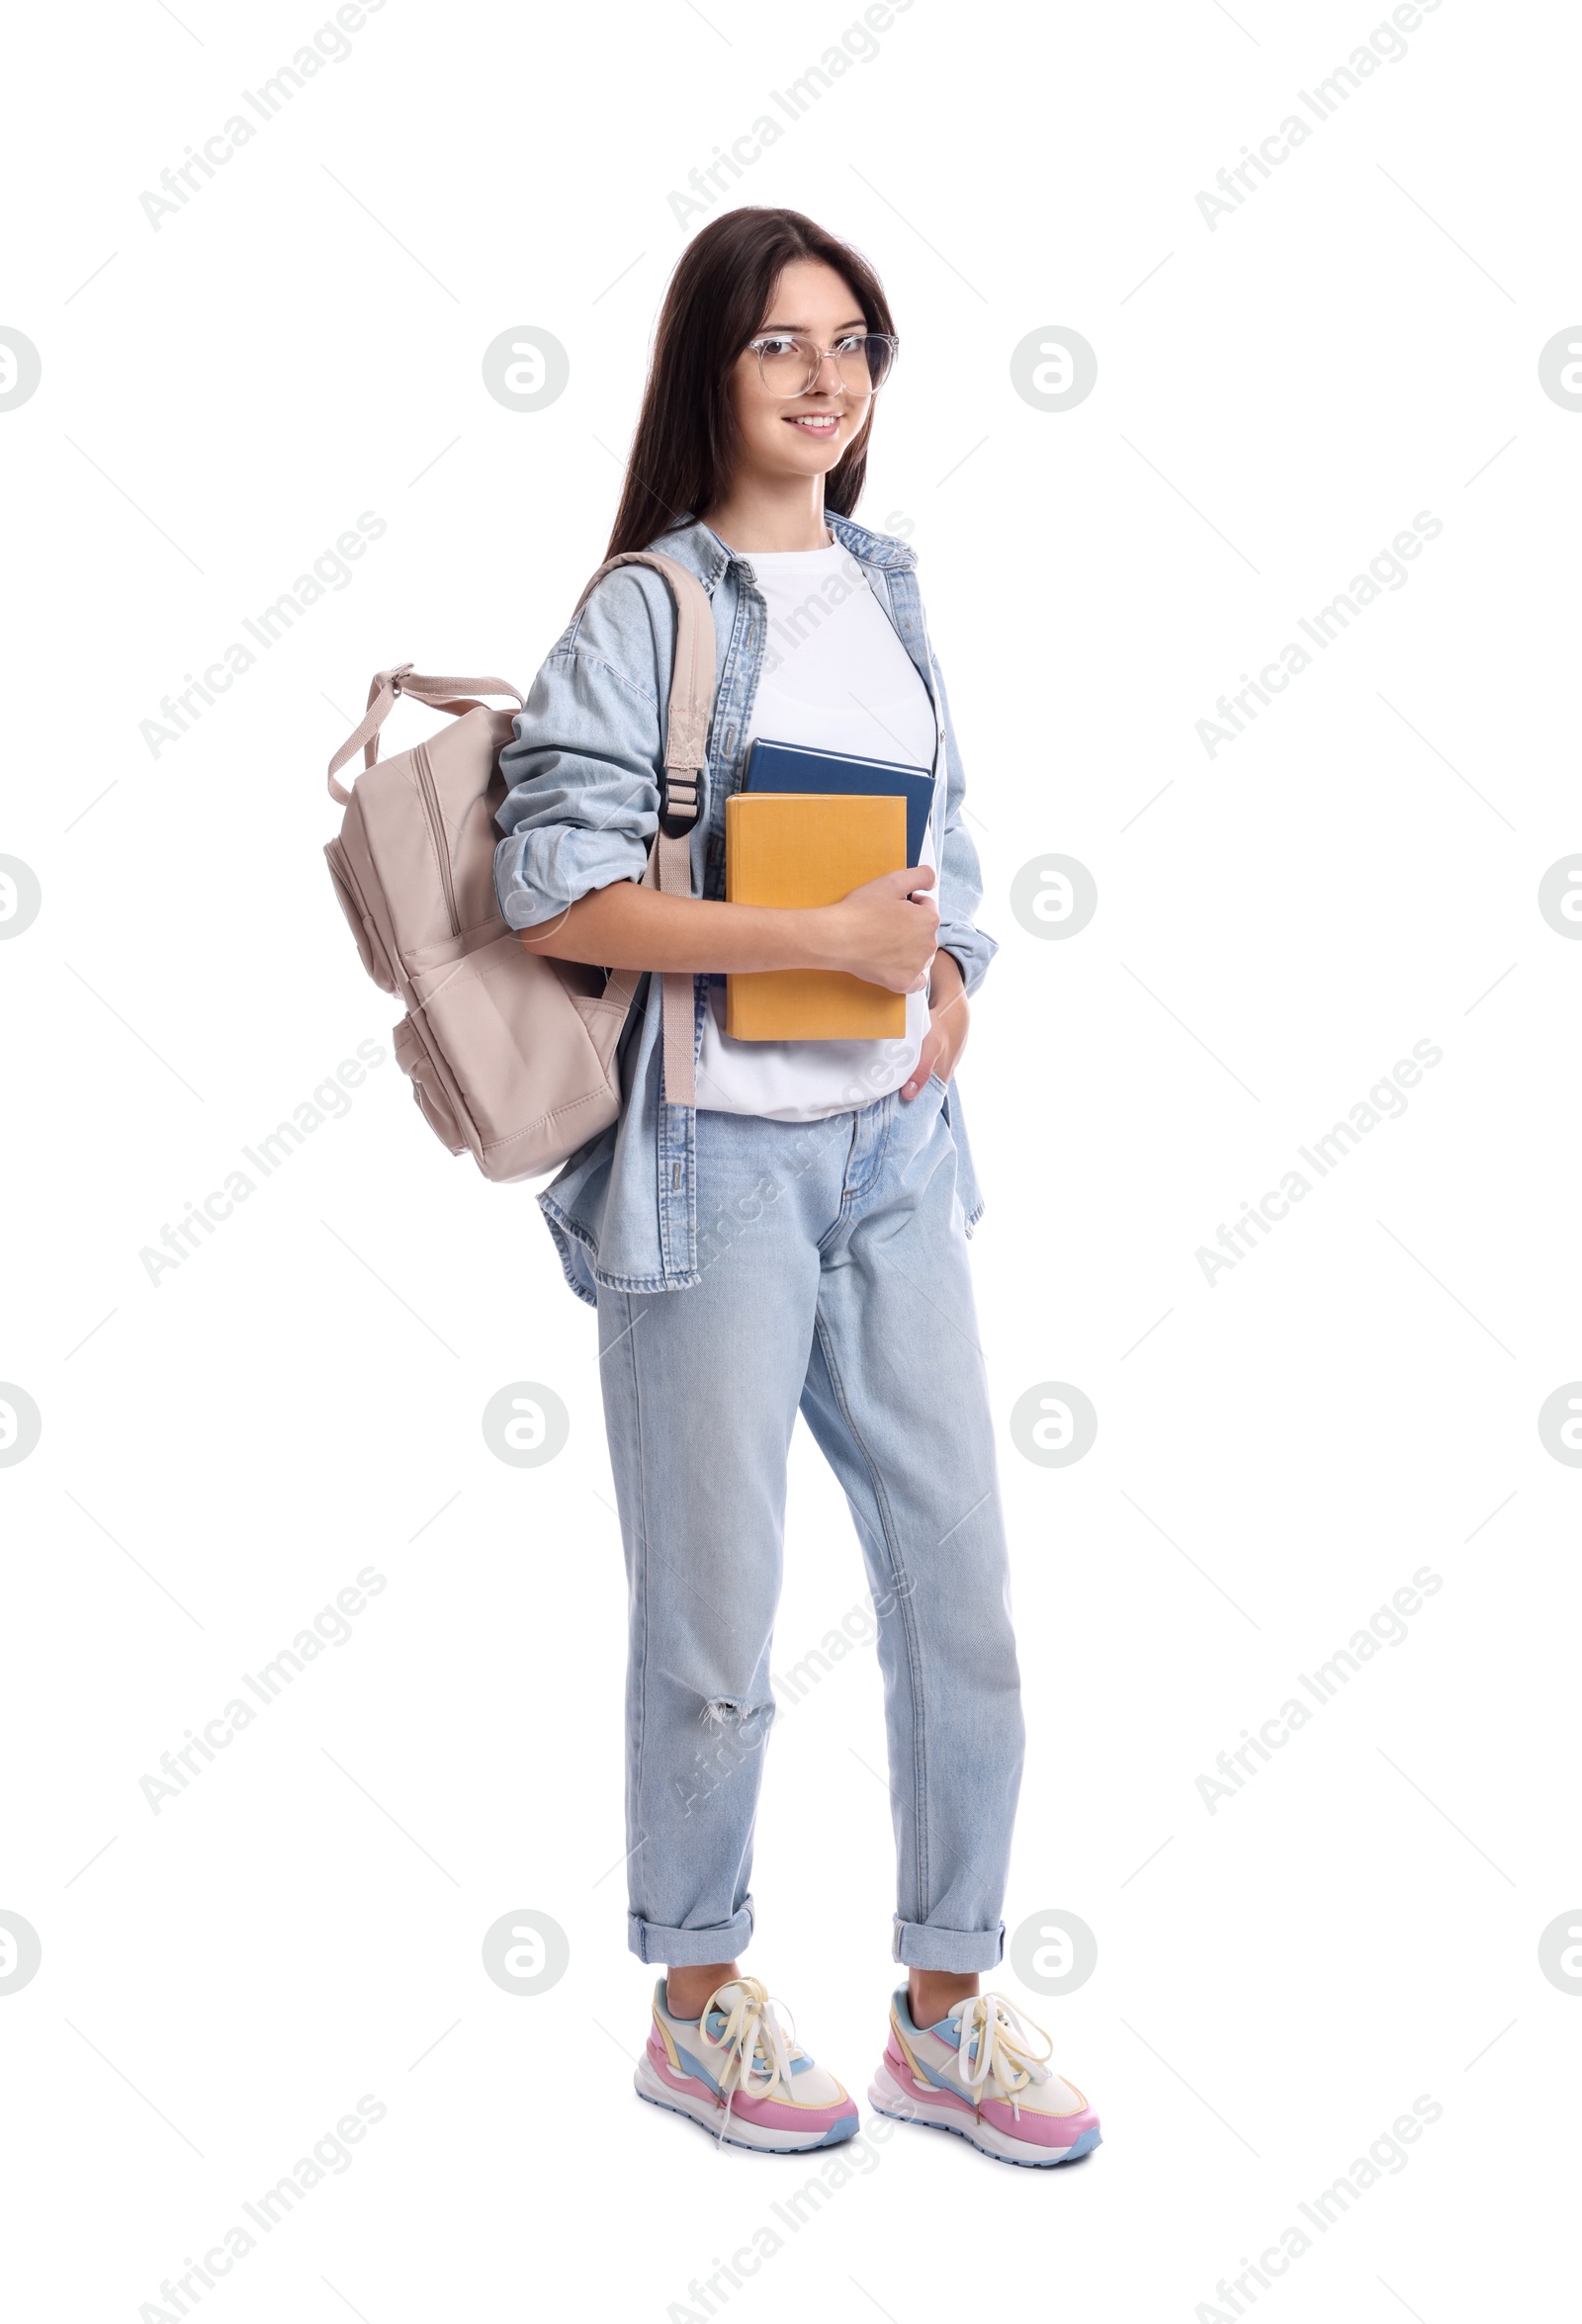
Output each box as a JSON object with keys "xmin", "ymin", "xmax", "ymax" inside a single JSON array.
[{"xmin": 323, "ymin": 552, "xmax": 715, "ymax": 1181}]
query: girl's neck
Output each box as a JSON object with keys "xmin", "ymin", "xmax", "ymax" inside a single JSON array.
[{"xmin": 702, "ymin": 473, "xmax": 832, "ymax": 555}]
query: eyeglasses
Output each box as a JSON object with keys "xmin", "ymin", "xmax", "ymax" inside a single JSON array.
[{"xmin": 746, "ymin": 332, "xmax": 899, "ymax": 398}]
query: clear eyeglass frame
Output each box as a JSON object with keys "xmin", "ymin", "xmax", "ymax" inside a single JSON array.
[{"xmin": 746, "ymin": 331, "xmax": 900, "ymax": 398}]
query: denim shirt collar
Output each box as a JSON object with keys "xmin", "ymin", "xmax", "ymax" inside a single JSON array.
[{"xmin": 652, "ymin": 510, "xmax": 920, "ymax": 593}]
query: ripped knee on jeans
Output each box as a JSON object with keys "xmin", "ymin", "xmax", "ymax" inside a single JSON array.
[{"xmin": 697, "ymin": 1696, "xmax": 773, "ymax": 1751}]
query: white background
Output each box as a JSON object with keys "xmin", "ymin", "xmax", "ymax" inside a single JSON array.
[{"xmin": 2, "ymin": 1, "xmax": 1578, "ymax": 2316}]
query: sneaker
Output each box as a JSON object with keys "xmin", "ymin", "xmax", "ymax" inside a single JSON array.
[
  {"xmin": 635, "ymin": 1976, "xmax": 860, "ymax": 2153},
  {"xmin": 868, "ymin": 1988, "xmax": 1101, "ymax": 2167}
]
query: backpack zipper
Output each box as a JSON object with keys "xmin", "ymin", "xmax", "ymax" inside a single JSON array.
[{"xmin": 413, "ymin": 742, "xmax": 460, "ymax": 935}]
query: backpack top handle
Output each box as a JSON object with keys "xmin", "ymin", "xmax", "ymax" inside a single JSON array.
[{"xmin": 326, "ymin": 666, "xmax": 526, "ymax": 805}]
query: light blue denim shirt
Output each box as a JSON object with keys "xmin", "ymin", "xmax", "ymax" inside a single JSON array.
[{"xmin": 493, "ymin": 511, "xmax": 997, "ymax": 1305}]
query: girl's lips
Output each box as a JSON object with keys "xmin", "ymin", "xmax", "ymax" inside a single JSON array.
[{"xmin": 785, "ymin": 413, "xmax": 841, "ymax": 432}]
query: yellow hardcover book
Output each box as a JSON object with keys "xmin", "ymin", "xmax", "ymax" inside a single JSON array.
[{"xmin": 725, "ymin": 792, "xmax": 908, "ymax": 1040}]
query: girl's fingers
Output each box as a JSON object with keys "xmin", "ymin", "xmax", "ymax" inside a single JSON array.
[{"xmin": 902, "ymin": 1031, "xmax": 946, "ymax": 1098}]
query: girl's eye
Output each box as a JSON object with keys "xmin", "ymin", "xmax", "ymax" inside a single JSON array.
[{"xmin": 755, "ymin": 337, "xmax": 797, "ymax": 356}]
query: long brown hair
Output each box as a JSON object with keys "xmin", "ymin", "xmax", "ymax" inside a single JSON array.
[{"xmin": 605, "ymin": 207, "xmax": 895, "ymax": 559}]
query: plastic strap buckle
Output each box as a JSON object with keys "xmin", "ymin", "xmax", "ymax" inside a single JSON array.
[{"xmin": 658, "ymin": 767, "xmax": 702, "ymax": 837}]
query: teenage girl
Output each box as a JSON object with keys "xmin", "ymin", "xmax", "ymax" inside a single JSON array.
[{"xmin": 494, "ymin": 207, "xmax": 1099, "ymax": 2167}]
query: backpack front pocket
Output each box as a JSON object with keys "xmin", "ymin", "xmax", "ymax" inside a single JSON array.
[
  {"xmin": 325, "ymin": 838, "xmax": 398, "ymax": 994},
  {"xmin": 407, "ymin": 935, "xmax": 622, "ymax": 1168},
  {"xmin": 393, "ymin": 1011, "xmax": 468, "ymax": 1154}
]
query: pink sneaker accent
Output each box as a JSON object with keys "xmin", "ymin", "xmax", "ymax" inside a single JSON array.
[
  {"xmin": 884, "ymin": 2033, "xmax": 976, "ymax": 2117},
  {"xmin": 978, "ymin": 2091, "xmax": 1100, "ymax": 2146},
  {"xmin": 647, "ymin": 2029, "xmax": 853, "ymax": 2136}
]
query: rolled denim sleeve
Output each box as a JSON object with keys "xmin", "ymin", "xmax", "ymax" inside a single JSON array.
[
  {"xmin": 930, "ymin": 653, "xmax": 999, "ymax": 996},
  {"xmin": 493, "ymin": 574, "xmax": 668, "ymax": 932}
]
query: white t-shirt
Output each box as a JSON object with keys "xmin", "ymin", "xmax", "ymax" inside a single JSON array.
[{"xmin": 694, "ymin": 539, "xmax": 939, "ymax": 1121}]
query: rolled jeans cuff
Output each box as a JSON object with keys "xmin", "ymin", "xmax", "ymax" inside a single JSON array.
[
  {"xmin": 628, "ymin": 1900, "xmax": 754, "ymax": 1966},
  {"xmin": 891, "ymin": 1916, "xmax": 1006, "ymax": 1972}
]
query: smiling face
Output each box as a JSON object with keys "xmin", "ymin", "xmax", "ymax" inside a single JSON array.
[{"xmin": 725, "ymin": 257, "xmax": 877, "ymax": 496}]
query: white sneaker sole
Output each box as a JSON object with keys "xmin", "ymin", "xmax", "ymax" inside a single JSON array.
[
  {"xmin": 867, "ymin": 2058, "xmax": 1101, "ymax": 2168},
  {"xmin": 634, "ymin": 2052, "xmax": 854, "ymax": 2154}
]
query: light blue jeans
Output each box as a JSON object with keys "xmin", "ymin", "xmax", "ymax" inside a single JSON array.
[{"xmin": 596, "ymin": 1076, "xmax": 1024, "ymax": 1972}]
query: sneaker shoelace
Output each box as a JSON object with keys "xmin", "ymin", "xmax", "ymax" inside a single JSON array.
[
  {"xmin": 696, "ymin": 1977, "xmax": 798, "ymax": 2142},
  {"xmin": 950, "ymin": 1992, "xmax": 1054, "ymax": 2121}
]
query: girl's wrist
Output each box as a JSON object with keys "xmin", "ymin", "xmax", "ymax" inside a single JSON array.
[
  {"xmin": 800, "ymin": 901, "xmax": 847, "ymax": 974},
  {"xmin": 928, "ymin": 950, "xmax": 965, "ymax": 1005}
]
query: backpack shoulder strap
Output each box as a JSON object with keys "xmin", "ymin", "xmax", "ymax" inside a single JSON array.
[
  {"xmin": 575, "ymin": 551, "xmax": 715, "ymax": 835},
  {"xmin": 576, "ymin": 551, "xmax": 719, "ymax": 1108}
]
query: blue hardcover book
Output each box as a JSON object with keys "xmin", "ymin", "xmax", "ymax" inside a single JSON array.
[{"xmin": 743, "ymin": 737, "xmax": 934, "ymax": 867}]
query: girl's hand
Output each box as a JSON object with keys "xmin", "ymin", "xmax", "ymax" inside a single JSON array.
[
  {"xmin": 821, "ymin": 866, "xmax": 939, "ymax": 993},
  {"xmin": 901, "ymin": 951, "xmax": 969, "ymax": 1099}
]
